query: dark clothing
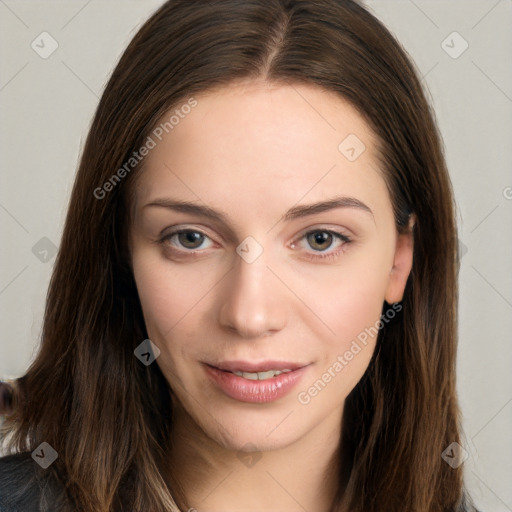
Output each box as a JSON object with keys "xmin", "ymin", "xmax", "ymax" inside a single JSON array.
[
  {"xmin": 0, "ymin": 452, "xmax": 61, "ymax": 512},
  {"xmin": 0, "ymin": 451, "xmax": 483, "ymax": 512}
]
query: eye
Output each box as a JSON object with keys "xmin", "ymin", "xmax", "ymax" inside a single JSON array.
[
  {"xmin": 160, "ymin": 229, "xmax": 214, "ymax": 251},
  {"xmin": 290, "ymin": 229, "xmax": 351, "ymax": 261}
]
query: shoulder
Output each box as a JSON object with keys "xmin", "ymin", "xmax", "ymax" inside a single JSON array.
[{"xmin": 0, "ymin": 452, "xmax": 54, "ymax": 512}]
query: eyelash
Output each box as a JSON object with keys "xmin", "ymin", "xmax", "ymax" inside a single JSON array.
[{"xmin": 157, "ymin": 228, "xmax": 352, "ymax": 261}]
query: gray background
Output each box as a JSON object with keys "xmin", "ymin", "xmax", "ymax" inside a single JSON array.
[{"xmin": 1, "ymin": 1, "xmax": 511, "ymax": 510}]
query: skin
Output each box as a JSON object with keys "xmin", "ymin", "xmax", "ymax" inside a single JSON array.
[{"xmin": 130, "ymin": 80, "xmax": 413, "ymax": 512}]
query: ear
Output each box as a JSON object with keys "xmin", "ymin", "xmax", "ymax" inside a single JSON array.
[{"xmin": 385, "ymin": 215, "xmax": 415, "ymax": 303}]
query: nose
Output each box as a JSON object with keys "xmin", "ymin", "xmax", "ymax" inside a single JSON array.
[{"xmin": 218, "ymin": 249, "xmax": 288, "ymax": 339}]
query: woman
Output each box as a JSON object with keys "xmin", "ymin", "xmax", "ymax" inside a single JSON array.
[{"xmin": 0, "ymin": 0, "xmax": 479, "ymax": 510}]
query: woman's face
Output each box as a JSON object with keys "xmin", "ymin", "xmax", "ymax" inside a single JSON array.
[{"xmin": 130, "ymin": 81, "xmax": 413, "ymax": 452}]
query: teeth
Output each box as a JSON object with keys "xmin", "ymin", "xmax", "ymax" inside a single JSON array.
[{"xmin": 231, "ymin": 369, "xmax": 292, "ymax": 380}]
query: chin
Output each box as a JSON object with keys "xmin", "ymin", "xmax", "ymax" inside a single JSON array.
[
  {"xmin": 182, "ymin": 395, "xmax": 304, "ymax": 452},
  {"xmin": 210, "ymin": 417, "xmax": 302, "ymax": 453}
]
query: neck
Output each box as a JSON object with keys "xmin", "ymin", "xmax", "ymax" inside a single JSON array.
[{"xmin": 168, "ymin": 404, "xmax": 343, "ymax": 512}]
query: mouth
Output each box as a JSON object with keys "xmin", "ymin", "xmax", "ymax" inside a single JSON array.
[
  {"xmin": 203, "ymin": 360, "xmax": 310, "ymax": 403},
  {"xmin": 208, "ymin": 360, "xmax": 306, "ymax": 380},
  {"xmin": 226, "ymin": 368, "xmax": 292, "ymax": 380}
]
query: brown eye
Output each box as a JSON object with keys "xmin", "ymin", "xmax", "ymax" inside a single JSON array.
[
  {"xmin": 176, "ymin": 231, "xmax": 205, "ymax": 249},
  {"xmin": 306, "ymin": 231, "xmax": 334, "ymax": 251}
]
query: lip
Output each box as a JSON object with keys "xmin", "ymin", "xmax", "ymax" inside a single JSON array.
[{"xmin": 204, "ymin": 361, "xmax": 310, "ymax": 403}]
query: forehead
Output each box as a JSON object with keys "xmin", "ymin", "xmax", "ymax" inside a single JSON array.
[{"xmin": 133, "ymin": 81, "xmax": 389, "ymax": 222}]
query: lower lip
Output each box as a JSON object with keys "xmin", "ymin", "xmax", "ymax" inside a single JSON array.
[{"xmin": 204, "ymin": 364, "xmax": 309, "ymax": 403}]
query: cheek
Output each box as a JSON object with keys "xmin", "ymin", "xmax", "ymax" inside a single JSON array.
[
  {"xmin": 290, "ymin": 245, "xmax": 392, "ymax": 344},
  {"xmin": 132, "ymin": 263, "xmax": 179, "ymax": 336},
  {"xmin": 293, "ymin": 256, "xmax": 389, "ymax": 407},
  {"xmin": 132, "ymin": 244, "xmax": 214, "ymax": 334},
  {"xmin": 131, "ymin": 246, "xmax": 226, "ymax": 384},
  {"xmin": 131, "ymin": 257, "xmax": 200, "ymax": 387}
]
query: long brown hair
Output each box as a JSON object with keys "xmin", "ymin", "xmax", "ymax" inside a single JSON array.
[{"xmin": 1, "ymin": 0, "xmax": 475, "ymax": 510}]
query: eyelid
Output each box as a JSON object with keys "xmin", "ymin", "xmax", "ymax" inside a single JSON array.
[{"xmin": 159, "ymin": 223, "xmax": 214, "ymax": 239}]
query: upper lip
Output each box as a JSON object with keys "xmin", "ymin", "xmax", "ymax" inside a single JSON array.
[{"xmin": 207, "ymin": 360, "xmax": 308, "ymax": 373}]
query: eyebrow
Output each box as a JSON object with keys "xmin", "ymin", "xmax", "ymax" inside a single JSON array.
[
  {"xmin": 143, "ymin": 195, "xmax": 374, "ymax": 224},
  {"xmin": 283, "ymin": 196, "xmax": 373, "ymax": 221}
]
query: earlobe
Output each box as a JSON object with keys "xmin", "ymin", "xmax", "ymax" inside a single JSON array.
[{"xmin": 385, "ymin": 215, "xmax": 415, "ymax": 303}]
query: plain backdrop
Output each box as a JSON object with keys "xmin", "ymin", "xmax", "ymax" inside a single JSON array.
[{"xmin": 1, "ymin": 1, "xmax": 511, "ymax": 510}]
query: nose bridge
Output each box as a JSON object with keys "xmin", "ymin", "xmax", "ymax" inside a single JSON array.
[{"xmin": 218, "ymin": 248, "xmax": 287, "ymax": 338}]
